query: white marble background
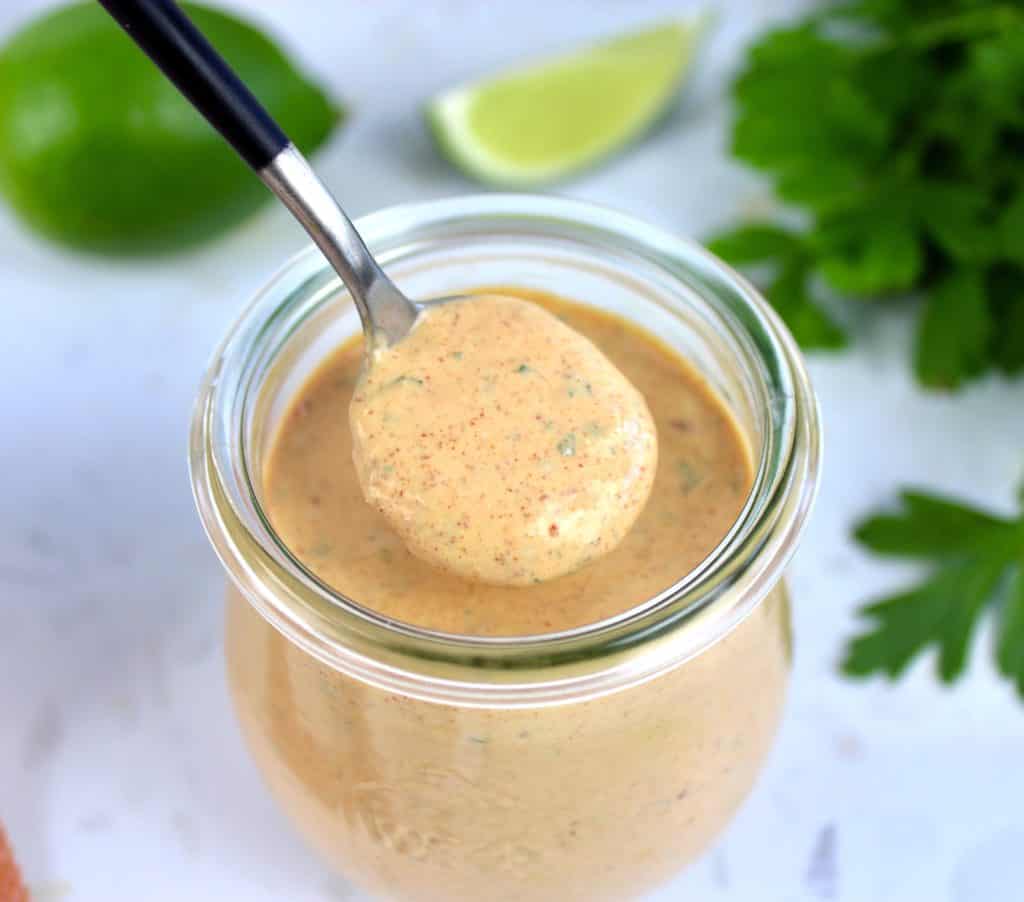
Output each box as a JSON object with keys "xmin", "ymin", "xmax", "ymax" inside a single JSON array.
[{"xmin": 1, "ymin": 1, "xmax": 1022, "ymax": 899}]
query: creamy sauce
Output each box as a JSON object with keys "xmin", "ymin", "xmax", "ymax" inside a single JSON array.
[
  {"xmin": 228, "ymin": 584, "xmax": 789, "ymax": 902},
  {"xmin": 263, "ymin": 288, "xmax": 752, "ymax": 636},
  {"xmin": 230, "ymin": 288, "xmax": 788, "ymax": 901},
  {"xmin": 349, "ymin": 294, "xmax": 658, "ymax": 586}
]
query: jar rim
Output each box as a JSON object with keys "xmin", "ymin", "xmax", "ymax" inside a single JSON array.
[{"xmin": 190, "ymin": 194, "xmax": 821, "ymax": 706}]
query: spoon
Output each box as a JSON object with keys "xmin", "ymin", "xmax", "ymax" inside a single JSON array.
[
  {"xmin": 99, "ymin": 0, "xmax": 421, "ymax": 348},
  {"xmin": 101, "ymin": 0, "xmax": 660, "ymax": 587}
]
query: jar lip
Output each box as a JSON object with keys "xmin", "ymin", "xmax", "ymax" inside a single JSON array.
[{"xmin": 191, "ymin": 193, "xmax": 821, "ymax": 705}]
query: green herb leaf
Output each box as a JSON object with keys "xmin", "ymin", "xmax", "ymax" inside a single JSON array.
[
  {"xmin": 844, "ymin": 488, "xmax": 1024, "ymax": 693},
  {"xmin": 733, "ymin": 25, "xmax": 886, "ymax": 173},
  {"xmin": 854, "ymin": 490, "xmax": 1008, "ymax": 558},
  {"xmin": 816, "ymin": 208, "xmax": 922, "ymax": 296},
  {"xmin": 706, "ymin": 224, "xmax": 801, "ymax": 264},
  {"xmin": 988, "ymin": 265, "xmax": 1024, "ymax": 374},
  {"xmin": 915, "ymin": 268, "xmax": 992, "ymax": 388},
  {"xmin": 999, "ymin": 192, "xmax": 1024, "ymax": 266},
  {"xmin": 709, "ymin": 0, "xmax": 1024, "ymax": 388},
  {"xmin": 996, "ymin": 569, "xmax": 1024, "ymax": 697},
  {"xmin": 843, "ymin": 557, "xmax": 1005, "ymax": 682},
  {"xmin": 916, "ymin": 181, "xmax": 994, "ymax": 264},
  {"xmin": 775, "ymin": 158, "xmax": 866, "ymax": 213},
  {"xmin": 993, "ymin": 296, "xmax": 1024, "ymax": 374},
  {"xmin": 767, "ymin": 257, "xmax": 848, "ymax": 350}
]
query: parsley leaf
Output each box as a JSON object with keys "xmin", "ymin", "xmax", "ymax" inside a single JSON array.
[
  {"xmin": 815, "ymin": 206, "xmax": 923, "ymax": 296},
  {"xmin": 767, "ymin": 256, "xmax": 848, "ymax": 350},
  {"xmin": 1000, "ymin": 193, "xmax": 1024, "ymax": 266},
  {"xmin": 987, "ymin": 264, "xmax": 1024, "ymax": 374},
  {"xmin": 706, "ymin": 224, "xmax": 802, "ymax": 264},
  {"xmin": 843, "ymin": 488, "xmax": 1024, "ymax": 695},
  {"xmin": 915, "ymin": 181, "xmax": 994, "ymax": 264},
  {"xmin": 709, "ymin": 225, "xmax": 848, "ymax": 349},
  {"xmin": 914, "ymin": 268, "xmax": 992, "ymax": 388},
  {"xmin": 709, "ymin": 0, "xmax": 1024, "ymax": 388},
  {"xmin": 714, "ymin": 2, "xmax": 1024, "ymax": 699},
  {"xmin": 853, "ymin": 489, "xmax": 1006, "ymax": 557},
  {"xmin": 997, "ymin": 570, "xmax": 1024, "ymax": 696}
]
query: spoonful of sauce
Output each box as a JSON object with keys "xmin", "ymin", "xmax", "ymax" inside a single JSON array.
[
  {"xmin": 102, "ymin": 0, "xmax": 657, "ymax": 585},
  {"xmin": 351, "ymin": 294, "xmax": 657, "ymax": 585}
]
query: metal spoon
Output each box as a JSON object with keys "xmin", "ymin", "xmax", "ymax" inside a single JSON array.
[{"xmin": 99, "ymin": 0, "xmax": 420, "ymax": 348}]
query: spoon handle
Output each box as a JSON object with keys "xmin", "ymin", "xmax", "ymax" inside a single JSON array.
[
  {"xmin": 97, "ymin": 0, "xmax": 286, "ymax": 168},
  {"xmin": 98, "ymin": 0, "xmax": 416, "ymax": 344}
]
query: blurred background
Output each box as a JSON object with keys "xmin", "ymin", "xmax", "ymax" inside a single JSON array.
[{"xmin": 1, "ymin": 0, "xmax": 1022, "ymax": 899}]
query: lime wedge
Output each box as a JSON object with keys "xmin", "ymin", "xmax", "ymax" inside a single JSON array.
[{"xmin": 427, "ymin": 18, "xmax": 707, "ymax": 186}]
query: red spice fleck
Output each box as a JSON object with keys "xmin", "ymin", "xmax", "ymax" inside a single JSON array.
[{"xmin": 549, "ymin": 523, "xmax": 559, "ymax": 537}]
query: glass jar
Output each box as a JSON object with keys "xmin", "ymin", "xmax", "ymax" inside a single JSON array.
[{"xmin": 190, "ymin": 195, "xmax": 821, "ymax": 901}]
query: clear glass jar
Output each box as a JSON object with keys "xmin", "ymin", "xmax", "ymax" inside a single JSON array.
[{"xmin": 190, "ymin": 195, "xmax": 821, "ymax": 901}]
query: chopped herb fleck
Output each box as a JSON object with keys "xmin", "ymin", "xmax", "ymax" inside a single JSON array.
[
  {"xmin": 565, "ymin": 375, "xmax": 593, "ymax": 397},
  {"xmin": 449, "ymin": 351, "xmax": 463, "ymax": 360},
  {"xmin": 468, "ymin": 735, "xmax": 490, "ymax": 744},
  {"xmin": 516, "ymin": 363, "xmax": 532, "ymax": 374},
  {"xmin": 381, "ymin": 374, "xmax": 424, "ymax": 391},
  {"xmin": 557, "ymin": 433, "xmax": 577, "ymax": 457},
  {"xmin": 584, "ymin": 421, "xmax": 605, "ymax": 437},
  {"xmin": 679, "ymin": 460, "xmax": 704, "ymax": 493}
]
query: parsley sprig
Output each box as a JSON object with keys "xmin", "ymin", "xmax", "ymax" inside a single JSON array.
[
  {"xmin": 843, "ymin": 486, "xmax": 1024, "ymax": 696},
  {"xmin": 709, "ymin": 0, "xmax": 1024, "ymax": 386}
]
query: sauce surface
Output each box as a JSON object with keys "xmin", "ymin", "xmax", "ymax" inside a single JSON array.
[
  {"xmin": 349, "ymin": 294, "xmax": 657, "ymax": 585},
  {"xmin": 263, "ymin": 288, "xmax": 752, "ymax": 636}
]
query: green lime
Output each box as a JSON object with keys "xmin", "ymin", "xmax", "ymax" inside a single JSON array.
[
  {"xmin": 0, "ymin": 2, "xmax": 342, "ymax": 255},
  {"xmin": 427, "ymin": 18, "xmax": 707, "ymax": 187}
]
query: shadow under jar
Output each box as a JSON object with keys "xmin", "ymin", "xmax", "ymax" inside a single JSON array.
[{"xmin": 190, "ymin": 195, "xmax": 821, "ymax": 901}]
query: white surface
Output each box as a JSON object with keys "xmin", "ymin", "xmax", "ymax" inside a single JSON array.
[{"xmin": 2, "ymin": 1, "xmax": 1022, "ymax": 900}]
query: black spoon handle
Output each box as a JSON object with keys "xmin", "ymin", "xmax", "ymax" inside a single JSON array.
[
  {"xmin": 97, "ymin": 0, "xmax": 418, "ymax": 344},
  {"xmin": 97, "ymin": 0, "xmax": 287, "ymax": 169}
]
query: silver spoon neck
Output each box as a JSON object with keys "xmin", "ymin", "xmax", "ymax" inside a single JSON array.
[{"xmin": 258, "ymin": 143, "xmax": 419, "ymax": 347}]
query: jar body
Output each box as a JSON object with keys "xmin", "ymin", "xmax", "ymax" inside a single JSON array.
[
  {"xmin": 226, "ymin": 584, "xmax": 791, "ymax": 901},
  {"xmin": 193, "ymin": 196, "xmax": 820, "ymax": 902}
]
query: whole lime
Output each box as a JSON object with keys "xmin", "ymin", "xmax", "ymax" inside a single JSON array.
[{"xmin": 0, "ymin": 2, "xmax": 342, "ymax": 254}]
